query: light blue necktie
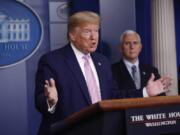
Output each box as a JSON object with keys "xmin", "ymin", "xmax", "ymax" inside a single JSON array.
[{"xmin": 131, "ymin": 65, "xmax": 141, "ymax": 89}]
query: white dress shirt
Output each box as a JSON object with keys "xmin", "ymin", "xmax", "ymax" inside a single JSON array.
[
  {"xmin": 123, "ymin": 58, "xmax": 140, "ymax": 79},
  {"xmin": 71, "ymin": 43, "xmax": 101, "ymax": 94}
]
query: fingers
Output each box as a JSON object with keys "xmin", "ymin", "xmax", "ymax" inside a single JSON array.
[
  {"xmin": 49, "ymin": 78, "xmax": 55, "ymax": 87},
  {"xmin": 157, "ymin": 76, "xmax": 172, "ymax": 93},
  {"xmin": 147, "ymin": 73, "xmax": 155, "ymax": 84},
  {"xmin": 44, "ymin": 78, "xmax": 58, "ymax": 105},
  {"xmin": 146, "ymin": 74, "xmax": 172, "ymax": 96},
  {"xmin": 160, "ymin": 76, "xmax": 171, "ymax": 83},
  {"xmin": 44, "ymin": 78, "xmax": 56, "ymax": 96},
  {"xmin": 160, "ymin": 76, "xmax": 172, "ymax": 90},
  {"xmin": 44, "ymin": 78, "xmax": 55, "ymax": 87},
  {"xmin": 150, "ymin": 73, "xmax": 155, "ymax": 81}
]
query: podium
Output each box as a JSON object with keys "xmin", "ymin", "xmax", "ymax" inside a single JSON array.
[{"xmin": 51, "ymin": 96, "xmax": 180, "ymax": 135}]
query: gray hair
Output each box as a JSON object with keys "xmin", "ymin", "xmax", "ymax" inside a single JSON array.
[{"xmin": 120, "ymin": 30, "xmax": 141, "ymax": 45}]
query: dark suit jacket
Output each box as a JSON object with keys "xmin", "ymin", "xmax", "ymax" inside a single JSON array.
[
  {"xmin": 111, "ymin": 60, "xmax": 161, "ymax": 98},
  {"xmin": 35, "ymin": 44, "xmax": 115, "ymax": 135}
]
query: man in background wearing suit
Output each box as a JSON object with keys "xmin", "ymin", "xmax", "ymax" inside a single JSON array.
[
  {"xmin": 112, "ymin": 30, "xmax": 171, "ymax": 98},
  {"xmin": 35, "ymin": 13, "xmax": 171, "ymax": 135}
]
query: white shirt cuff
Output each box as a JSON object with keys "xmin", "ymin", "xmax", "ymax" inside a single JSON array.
[
  {"xmin": 47, "ymin": 100, "xmax": 56, "ymax": 114},
  {"xmin": 143, "ymin": 87, "xmax": 149, "ymax": 97}
]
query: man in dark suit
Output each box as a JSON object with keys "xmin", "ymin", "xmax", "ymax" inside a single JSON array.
[
  {"xmin": 35, "ymin": 13, "xmax": 171, "ymax": 135},
  {"xmin": 35, "ymin": 11, "xmax": 114, "ymax": 135},
  {"xmin": 112, "ymin": 30, "xmax": 171, "ymax": 98}
]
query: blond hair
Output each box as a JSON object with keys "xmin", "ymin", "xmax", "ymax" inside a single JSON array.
[{"xmin": 68, "ymin": 11, "xmax": 100, "ymax": 33}]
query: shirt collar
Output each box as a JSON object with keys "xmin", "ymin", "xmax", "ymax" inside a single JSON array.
[
  {"xmin": 70, "ymin": 42, "xmax": 90, "ymax": 59},
  {"xmin": 123, "ymin": 58, "xmax": 139, "ymax": 69}
]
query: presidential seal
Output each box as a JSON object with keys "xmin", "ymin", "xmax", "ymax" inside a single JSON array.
[{"xmin": 0, "ymin": 0, "xmax": 43, "ymax": 68}]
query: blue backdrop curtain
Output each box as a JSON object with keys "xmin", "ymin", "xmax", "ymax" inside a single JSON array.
[
  {"xmin": 69, "ymin": 0, "xmax": 100, "ymax": 15},
  {"xmin": 135, "ymin": 0, "xmax": 152, "ymax": 65},
  {"xmin": 174, "ymin": 0, "xmax": 180, "ymax": 77}
]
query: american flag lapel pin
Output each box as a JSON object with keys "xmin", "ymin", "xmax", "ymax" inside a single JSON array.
[{"xmin": 98, "ymin": 62, "xmax": 101, "ymax": 66}]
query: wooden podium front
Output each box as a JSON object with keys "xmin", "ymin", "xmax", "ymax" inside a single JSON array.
[{"xmin": 51, "ymin": 96, "xmax": 180, "ymax": 135}]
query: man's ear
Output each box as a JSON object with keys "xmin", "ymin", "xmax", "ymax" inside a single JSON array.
[{"xmin": 69, "ymin": 32, "xmax": 75, "ymax": 41}]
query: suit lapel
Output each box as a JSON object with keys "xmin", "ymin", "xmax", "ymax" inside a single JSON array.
[
  {"xmin": 63, "ymin": 45, "xmax": 92, "ymax": 104},
  {"xmin": 121, "ymin": 60, "xmax": 135, "ymax": 83},
  {"xmin": 91, "ymin": 53, "xmax": 108, "ymax": 99},
  {"xmin": 139, "ymin": 64, "xmax": 147, "ymax": 88}
]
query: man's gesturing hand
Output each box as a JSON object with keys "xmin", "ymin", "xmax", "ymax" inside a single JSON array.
[
  {"xmin": 146, "ymin": 74, "xmax": 172, "ymax": 96},
  {"xmin": 44, "ymin": 78, "xmax": 58, "ymax": 106}
]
